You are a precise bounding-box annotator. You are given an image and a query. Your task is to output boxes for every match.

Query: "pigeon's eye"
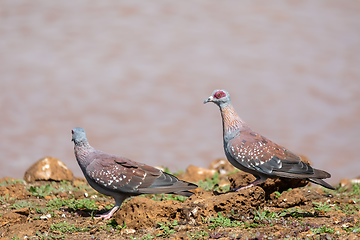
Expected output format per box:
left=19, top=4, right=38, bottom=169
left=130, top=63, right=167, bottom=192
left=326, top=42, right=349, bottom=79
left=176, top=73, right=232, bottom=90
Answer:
left=214, top=91, right=225, bottom=99
left=72, top=130, right=74, bottom=134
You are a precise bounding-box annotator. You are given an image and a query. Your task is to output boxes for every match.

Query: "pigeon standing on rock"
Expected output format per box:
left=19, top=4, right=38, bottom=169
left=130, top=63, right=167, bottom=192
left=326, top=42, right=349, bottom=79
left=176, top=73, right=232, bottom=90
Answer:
left=72, top=127, right=197, bottom=219
left=204, top=89, right=335, bottom=191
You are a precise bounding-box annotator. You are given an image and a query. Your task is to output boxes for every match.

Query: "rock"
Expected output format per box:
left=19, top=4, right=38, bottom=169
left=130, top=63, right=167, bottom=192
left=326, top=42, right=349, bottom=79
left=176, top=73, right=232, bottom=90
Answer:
left=114, top=187, right=265, bottom=229
left=114, top=197, right=183, bottom=229
left=339, top=178, right=360, bottom=188
left=181, top=165, right=216, bottom=183
left=208, top=158, right=235, bottom=188
left=270, top=188, right=307, bottom=208
left=23, top=156, right=74, bottom=183
left=188, top=187, right=265, bottom=220
left=209, top=158, right=235, bottom=175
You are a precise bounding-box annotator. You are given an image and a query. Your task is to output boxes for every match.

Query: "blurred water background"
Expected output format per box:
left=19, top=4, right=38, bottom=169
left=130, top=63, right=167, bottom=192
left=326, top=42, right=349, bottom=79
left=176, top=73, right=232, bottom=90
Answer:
left=1, top=1, right=359, bottom=184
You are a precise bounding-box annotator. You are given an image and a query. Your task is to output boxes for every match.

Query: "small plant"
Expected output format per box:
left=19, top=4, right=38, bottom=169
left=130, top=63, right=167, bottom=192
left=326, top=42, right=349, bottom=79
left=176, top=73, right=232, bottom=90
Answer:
left=11, top=235, right=21, bottom=240
left=106, top=219, right=126, bottom=231
left=252, top=208, right=285, bottom=223
left=156, top=220, right=178, bottom=238
left=0, top=194, right=15, bottom=205
left=68, top=198, right=98, bottom=211
left=313, top=201, right=333, bottom=212
left=311, top=225, right=335, bottom=234
left=187, top=230, right=209, bottom=239
left=273, top=191, right=282, bottom=199
left=197, top=172, right=230, bottom=192
left=50, top=221, right=89, bottom=233
left=335, top=201, right=360, bottom=215
left=207, top=212, right=243, bottom=229
left=47, top=197, right=99, bottom=211
left=36, top=230, right=65, bottom=239
left=335, top=183, right=360, bottom=196
left=10, top=200, right=38, bottom=209
left=151, top=193, right=186, bottom=202
left=0, top=179, right=24, bottom=187
left=28, top=184, right=55, bottom=198
left=130, top=234, right=154, bottom=240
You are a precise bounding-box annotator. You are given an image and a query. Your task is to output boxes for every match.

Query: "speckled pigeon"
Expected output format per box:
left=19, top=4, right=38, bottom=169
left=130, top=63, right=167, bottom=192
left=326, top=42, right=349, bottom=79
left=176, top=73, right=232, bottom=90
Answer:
left=204, top=89, right=335, bottom=191
left=72, top=127, right=197, bottom=219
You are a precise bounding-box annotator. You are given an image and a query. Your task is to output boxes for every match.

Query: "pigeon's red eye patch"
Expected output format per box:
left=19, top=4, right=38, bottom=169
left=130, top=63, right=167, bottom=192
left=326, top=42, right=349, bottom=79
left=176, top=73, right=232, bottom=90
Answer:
left=214, top=91, right=226, bottom=99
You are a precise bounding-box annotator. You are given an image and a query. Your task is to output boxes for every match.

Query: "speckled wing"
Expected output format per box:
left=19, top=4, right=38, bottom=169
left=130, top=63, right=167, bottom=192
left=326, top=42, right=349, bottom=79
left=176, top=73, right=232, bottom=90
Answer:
left=226, top=129, right=322, bottom=178
left=86, top=152, right=196, bottom=195
left=85, top=152, right=163, bottom=194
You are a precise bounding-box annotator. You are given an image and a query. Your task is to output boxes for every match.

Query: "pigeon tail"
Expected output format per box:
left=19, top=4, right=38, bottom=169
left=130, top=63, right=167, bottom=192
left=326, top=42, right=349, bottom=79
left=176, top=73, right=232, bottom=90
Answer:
left=172, top=190, right=195, bottom=197
left=138, top=180, right=197, bottom=195
left=307, top=178, right=335, bottom=190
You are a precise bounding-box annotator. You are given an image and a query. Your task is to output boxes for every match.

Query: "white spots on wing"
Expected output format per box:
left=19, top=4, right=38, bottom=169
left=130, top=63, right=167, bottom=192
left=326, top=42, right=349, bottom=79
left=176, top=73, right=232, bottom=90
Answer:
left=131, top=172, right=147, bottom=190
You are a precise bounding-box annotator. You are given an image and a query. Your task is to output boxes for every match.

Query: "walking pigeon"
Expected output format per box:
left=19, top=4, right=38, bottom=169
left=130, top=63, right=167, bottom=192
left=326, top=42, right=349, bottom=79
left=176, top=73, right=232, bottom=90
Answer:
left=204, top=89, right=335, bottom=191
left=72, top=127, right=197, bottom=219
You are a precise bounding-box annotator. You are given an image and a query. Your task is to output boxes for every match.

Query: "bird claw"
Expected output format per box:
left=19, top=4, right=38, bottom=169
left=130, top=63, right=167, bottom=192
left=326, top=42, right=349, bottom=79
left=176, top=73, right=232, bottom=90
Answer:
left=230, top=187, right=243, bottom=192
left=94, top=213, right=113, bottom=220
left=93, top=206, right=119, bottom=220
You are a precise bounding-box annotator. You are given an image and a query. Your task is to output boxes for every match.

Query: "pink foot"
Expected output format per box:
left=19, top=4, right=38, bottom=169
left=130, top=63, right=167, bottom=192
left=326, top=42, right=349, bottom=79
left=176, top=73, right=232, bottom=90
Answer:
left=94, top=206, right=119, bottom=220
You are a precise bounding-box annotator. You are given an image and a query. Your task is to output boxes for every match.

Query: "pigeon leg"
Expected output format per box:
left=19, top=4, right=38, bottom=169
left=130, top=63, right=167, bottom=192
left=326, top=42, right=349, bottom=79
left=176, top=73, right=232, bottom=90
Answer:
left=94, top=195, right=126, bottom=220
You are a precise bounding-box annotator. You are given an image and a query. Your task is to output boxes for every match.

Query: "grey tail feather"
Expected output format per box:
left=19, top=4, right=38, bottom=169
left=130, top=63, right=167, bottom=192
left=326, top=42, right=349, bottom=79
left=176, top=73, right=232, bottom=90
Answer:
left=138, top=182, right=198, bottom=195
left=172, top=190, right=195, bottom=197
left=307, top=178, right=335, bottom=190
left=312, top=168, right=331, bottom=179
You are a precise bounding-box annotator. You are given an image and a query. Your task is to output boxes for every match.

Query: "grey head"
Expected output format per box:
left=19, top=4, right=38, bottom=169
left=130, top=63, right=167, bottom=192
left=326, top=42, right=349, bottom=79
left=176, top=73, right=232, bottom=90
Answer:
left=71, top=127, right=88, bottom=144
left=203, top=89, right=231, bottom=107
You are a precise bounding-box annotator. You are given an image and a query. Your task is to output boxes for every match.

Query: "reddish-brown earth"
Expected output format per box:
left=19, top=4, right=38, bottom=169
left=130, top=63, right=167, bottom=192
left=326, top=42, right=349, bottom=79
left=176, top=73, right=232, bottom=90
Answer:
left=1, top=171, right=359, bottom=239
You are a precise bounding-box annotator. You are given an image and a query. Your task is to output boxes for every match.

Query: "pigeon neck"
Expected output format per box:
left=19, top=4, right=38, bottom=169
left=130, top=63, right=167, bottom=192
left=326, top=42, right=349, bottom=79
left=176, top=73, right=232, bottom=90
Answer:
left=74, top=141, right=93, bottom=167
left=75, top=140, right=90, bottom=148
left=220, top=103, right=246, bottom=135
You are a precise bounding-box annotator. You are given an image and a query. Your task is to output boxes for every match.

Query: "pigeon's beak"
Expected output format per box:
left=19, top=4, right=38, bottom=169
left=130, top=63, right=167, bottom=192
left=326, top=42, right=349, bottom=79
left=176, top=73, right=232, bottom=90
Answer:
left=203, top=96, right=213, bottom=104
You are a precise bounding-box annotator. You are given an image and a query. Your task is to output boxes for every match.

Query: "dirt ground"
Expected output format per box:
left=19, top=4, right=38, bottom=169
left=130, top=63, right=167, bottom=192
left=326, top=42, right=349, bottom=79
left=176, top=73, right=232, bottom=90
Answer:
left=0, top=174, right=359, bottom=240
